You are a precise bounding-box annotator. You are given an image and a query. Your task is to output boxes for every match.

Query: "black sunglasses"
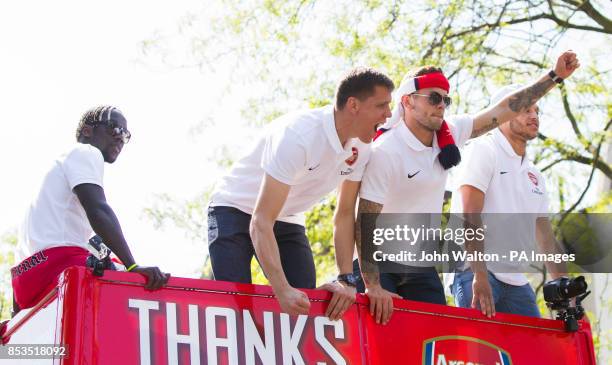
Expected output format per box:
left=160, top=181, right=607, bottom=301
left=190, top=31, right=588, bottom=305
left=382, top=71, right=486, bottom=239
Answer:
left=92, top=120, right=131, bottom=143
left=412, top=92, right=452, bottom=107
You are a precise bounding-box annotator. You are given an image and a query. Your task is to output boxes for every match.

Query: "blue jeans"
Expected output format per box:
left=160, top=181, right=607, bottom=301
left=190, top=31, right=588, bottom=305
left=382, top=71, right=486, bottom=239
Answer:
left=208, top=206, right=316, bottom=289
left=452, top=270, right=540, bottom=317
left=353, top=260, right=446, bottom=305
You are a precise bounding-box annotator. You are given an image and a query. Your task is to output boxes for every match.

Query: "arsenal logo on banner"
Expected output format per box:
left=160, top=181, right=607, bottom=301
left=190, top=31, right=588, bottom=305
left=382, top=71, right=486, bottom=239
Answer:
left=345, top=147, right=358, bottom=166
left=422, top=336, right=512, bottom=365
left=528, top=172, right=539, bottom=186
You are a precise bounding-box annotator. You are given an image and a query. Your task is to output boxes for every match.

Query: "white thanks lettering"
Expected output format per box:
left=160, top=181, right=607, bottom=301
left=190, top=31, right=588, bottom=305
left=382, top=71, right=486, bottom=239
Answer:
left=128, top=299, right=346, bottom=365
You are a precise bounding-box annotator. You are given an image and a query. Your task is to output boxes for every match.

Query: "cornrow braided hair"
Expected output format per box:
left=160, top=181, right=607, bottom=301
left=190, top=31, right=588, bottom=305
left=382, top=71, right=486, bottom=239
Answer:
left=76, top=105, right=124, bottom=141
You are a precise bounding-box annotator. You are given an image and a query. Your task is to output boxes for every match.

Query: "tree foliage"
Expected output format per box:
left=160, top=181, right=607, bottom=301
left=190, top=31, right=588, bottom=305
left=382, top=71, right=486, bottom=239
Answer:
left=144, top=0, right=610, bottom=281
left=142, top=2, right=611, bottom=354
left=0, top=231, right=17, bottom=320
left=143, top=5, right=611, bottom=357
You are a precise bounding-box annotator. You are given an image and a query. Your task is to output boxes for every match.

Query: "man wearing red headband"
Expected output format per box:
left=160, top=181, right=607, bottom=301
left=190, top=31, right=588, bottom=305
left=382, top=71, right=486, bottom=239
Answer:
left=354, top=51, right=580, bottom=325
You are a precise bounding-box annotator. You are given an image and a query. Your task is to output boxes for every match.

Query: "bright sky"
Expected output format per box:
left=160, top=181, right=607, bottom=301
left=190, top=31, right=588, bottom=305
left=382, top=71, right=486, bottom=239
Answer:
left=0, top=0, right=241, bottom=277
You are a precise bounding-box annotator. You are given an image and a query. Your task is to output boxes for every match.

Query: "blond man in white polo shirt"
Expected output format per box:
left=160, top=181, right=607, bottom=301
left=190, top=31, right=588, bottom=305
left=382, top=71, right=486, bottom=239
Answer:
left=450, top=85, right=569, bottom=318
left=209, top=68, right=394, bottom=318
left=355, top=51, right=579, bottom=325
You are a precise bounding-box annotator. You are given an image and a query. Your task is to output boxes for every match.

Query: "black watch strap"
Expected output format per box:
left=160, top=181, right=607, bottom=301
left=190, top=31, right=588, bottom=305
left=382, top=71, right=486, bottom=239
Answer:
left=337, top=273, right=358, bottom=287
left=548, top=70, right=564, bottom=84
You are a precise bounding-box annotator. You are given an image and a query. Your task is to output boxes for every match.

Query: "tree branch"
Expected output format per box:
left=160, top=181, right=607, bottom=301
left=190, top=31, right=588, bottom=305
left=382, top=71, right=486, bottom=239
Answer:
left=559, top=138, right=604, bottom=221
left=423, top=7, right=608, bottom=64
left=381, top=0, right=401, bottom=33
left=559, top=118, right=610, bottom=220
left=540, top=158, right=566, bottom=172
left=538, top=131, right=612, bottom=180
left=560, top=0, right=612, bottom=32
left=484, top=47, right=547, bottom=70
left=443, top=13, right=550, bottom=44
left=558, top=83, right=587, bottom=148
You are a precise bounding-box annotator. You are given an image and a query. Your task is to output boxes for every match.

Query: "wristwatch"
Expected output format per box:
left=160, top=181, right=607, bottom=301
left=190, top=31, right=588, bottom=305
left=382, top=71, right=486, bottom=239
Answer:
left=548, top=70, right=564, bottom=84
left=336, top=273, right=359, bottom=287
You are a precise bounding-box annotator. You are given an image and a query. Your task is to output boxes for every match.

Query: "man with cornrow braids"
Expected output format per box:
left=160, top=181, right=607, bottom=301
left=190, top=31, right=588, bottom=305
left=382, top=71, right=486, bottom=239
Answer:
left=11, top=106, right=168, bottom=314
left=354, top=51, right=579, bottom=325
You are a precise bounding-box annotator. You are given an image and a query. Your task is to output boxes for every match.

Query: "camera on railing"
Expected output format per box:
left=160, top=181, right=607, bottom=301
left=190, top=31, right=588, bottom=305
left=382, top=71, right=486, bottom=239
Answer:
left=544, top=276, right=590, bottom=332
left=86, top=235, right=117, bottom=276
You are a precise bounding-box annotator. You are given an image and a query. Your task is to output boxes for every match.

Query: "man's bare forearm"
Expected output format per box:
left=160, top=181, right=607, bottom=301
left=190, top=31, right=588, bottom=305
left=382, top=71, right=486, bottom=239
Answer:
left=471, top=75, right=556, bottom=138
left=536, top=218, right=568, bottom=279
left=355, top=198, right=384, bottom=287
left=470, top=117, right=499, bottom=139
left=87, top=203, right=136, bottom=267
left=250, top=216, right=290, bottom=291
left=463, top=212, right=487, bottom=274
left=334, top=211, right=357, bottom=274
left=507, top=76, right=555, bottom=113
left=545, top=259, right=568, bottom=280
left=541, top=236, right=568, bottom=279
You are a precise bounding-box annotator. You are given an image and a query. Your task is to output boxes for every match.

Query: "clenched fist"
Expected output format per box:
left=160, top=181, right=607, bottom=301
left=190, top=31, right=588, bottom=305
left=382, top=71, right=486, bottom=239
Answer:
left=554, top=50, right=580, bottom=80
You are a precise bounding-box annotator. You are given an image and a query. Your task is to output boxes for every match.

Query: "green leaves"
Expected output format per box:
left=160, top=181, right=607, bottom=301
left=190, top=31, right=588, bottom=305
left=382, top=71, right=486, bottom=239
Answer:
left=0, top=231, right=17, bottom=320
left=305, top=196, right=337, bottom=283
left=140, top=1, right=611, bottom=333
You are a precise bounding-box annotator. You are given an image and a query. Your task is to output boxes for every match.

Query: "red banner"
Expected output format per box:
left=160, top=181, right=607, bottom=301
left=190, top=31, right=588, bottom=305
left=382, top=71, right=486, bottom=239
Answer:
left=13, top=267, right=590, bottom=365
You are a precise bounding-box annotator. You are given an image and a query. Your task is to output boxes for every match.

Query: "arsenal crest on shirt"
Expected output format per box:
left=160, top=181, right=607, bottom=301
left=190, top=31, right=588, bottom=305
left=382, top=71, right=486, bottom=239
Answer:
left=527, top=172, right=538, bottom=186
left=345, top=147, right=359, bottom=166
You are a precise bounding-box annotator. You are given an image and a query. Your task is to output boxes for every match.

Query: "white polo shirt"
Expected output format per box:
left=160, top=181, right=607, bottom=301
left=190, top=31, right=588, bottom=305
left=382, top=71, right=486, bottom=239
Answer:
left=18, top=144, right=104, bottom=261
left=211, top=106, right=370, bottom=225
left=360, top=114, right=473, bottom=213
left=359, top=115, right=473, bottom=267
left=450, top=128, right=549, bottom=285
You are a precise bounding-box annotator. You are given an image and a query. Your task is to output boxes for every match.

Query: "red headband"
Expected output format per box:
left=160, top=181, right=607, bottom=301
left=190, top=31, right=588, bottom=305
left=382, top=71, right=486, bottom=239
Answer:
left=414, top=73, right=456, bottom=167
left=374, top=71, right=459, bottom=169
left=413, top=72, right=450, bottom=93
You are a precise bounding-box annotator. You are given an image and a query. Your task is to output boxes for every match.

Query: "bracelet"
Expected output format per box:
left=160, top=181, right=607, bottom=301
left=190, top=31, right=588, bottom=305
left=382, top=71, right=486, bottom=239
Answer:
left=126, top=263, right=138, bottom=272
left=548, top=70, right=564, bottom=84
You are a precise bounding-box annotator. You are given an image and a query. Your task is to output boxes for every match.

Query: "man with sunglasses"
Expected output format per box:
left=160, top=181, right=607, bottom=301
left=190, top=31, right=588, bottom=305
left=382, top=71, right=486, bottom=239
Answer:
left=354, top=51, right=579, bottom=325
left=11, top=105, right=168, bottom=314
left=449, top=85, right=569, bottom=318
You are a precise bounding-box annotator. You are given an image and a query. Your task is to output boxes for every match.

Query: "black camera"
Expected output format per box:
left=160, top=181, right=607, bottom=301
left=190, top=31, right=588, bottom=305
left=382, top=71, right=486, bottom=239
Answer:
left=543, top=276, right=590, bottom=332
left=86, top=235, right=116, bottom=276
left=544, top=276, right=588, bottom=302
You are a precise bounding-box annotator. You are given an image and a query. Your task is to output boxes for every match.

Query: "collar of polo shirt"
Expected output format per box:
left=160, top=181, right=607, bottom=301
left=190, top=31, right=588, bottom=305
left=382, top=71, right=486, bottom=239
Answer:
left=324, top=106, right=359, bottom=159
left=494, top=128, right=522, bottom=159
left=324, top=107, right=346, bottom=154
left=396, top=118, right=441, bottom=155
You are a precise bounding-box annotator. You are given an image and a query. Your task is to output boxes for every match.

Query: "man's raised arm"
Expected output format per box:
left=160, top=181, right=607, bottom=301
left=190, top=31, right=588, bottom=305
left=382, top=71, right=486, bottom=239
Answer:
left=471, top=50, right=580, bottom=138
